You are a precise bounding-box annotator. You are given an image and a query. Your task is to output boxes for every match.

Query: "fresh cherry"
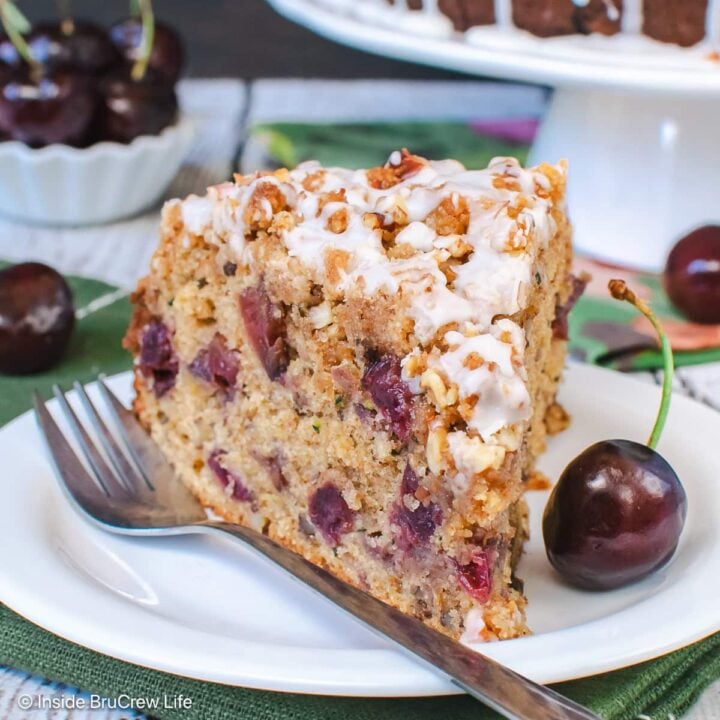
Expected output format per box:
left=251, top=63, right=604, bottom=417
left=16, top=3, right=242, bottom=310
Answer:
left=98, top=65, right=177, bottom=143
left=0, top=262, right=75, bottom=375
left=0, top=70, right=95, bottom=147
left=543, top=440, right=686, bottom=590
left=664, top=225, right=720, bottom=325
left=28, top=20, right=120, bottom=76
left=0, top=33, right=20, bottom=69
left=109, top=18, right=184, bottom=84
left=543, top=280, right=687, bottom=590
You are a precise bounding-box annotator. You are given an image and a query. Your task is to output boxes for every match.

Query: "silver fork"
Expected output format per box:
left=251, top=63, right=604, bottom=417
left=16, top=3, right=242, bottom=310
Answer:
left=33, top=379, right=600, bottom=720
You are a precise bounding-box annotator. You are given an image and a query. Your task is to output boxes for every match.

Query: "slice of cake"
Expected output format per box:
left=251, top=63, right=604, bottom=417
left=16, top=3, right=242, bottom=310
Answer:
left=124, top=151, right=574, bottom=641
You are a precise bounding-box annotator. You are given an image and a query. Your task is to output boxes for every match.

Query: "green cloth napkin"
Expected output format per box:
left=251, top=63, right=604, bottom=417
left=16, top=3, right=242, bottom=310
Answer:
left=0, top=268, right=719, bottom=719
left=1, top=604, right=718, bottom=720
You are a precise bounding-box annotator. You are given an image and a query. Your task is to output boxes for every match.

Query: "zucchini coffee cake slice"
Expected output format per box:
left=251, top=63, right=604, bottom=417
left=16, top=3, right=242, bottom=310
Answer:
left=125, top=150, right=574, bottom=641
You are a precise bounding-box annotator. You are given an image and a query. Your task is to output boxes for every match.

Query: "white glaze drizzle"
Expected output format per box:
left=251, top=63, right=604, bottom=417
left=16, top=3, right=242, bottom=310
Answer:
left=494, top=0, right=513, bottom=28
left=432, top=320, right=530, bottom=443
left=621, top=0, right=643, bottom=34
left=706, top=0, right=720, bottom=45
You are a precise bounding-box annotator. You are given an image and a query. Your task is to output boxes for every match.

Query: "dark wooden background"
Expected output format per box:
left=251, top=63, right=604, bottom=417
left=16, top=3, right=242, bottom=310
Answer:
left=28, top=0, right=464, bottom=79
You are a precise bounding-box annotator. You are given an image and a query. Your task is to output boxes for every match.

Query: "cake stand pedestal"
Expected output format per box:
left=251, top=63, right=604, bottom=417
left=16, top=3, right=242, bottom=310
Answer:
left=267, top=0, right=720, bottom=271
left=529, top=88, right=720, bottom=270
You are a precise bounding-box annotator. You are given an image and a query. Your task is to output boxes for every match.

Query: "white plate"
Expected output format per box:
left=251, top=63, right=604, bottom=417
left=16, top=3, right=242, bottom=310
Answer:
left=267, top=0, right=720, bottom=95
left=0, top=365, right=718, bottom=696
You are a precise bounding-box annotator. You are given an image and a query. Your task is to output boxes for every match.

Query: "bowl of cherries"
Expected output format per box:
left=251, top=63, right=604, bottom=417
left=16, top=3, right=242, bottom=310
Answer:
left=0, top=0, right=193, bottom=226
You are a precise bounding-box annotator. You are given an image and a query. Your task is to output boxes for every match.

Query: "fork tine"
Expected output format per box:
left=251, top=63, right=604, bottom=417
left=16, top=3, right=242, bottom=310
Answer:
left=96, top=377, right=209, bottom=524
left=33, top=393, right=111, bottom=515
left=73, top=381, right=149, bottom=495
left=96, top=376, right=158, bottom=491
left=52, top=384, right=129, bottom=498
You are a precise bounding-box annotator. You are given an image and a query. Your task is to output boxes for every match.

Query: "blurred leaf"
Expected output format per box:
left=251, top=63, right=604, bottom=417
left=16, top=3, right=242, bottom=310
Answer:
left=252, top=122, right=529, bottom=170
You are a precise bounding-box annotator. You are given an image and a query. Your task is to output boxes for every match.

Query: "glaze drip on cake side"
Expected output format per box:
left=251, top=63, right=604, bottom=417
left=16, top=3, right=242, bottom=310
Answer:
left=178, top=151, right=563, bottom=483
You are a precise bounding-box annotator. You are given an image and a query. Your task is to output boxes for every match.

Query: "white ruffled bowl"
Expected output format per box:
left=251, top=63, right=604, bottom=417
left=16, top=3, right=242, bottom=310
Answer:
left=0, top=115, right=194, bottom=226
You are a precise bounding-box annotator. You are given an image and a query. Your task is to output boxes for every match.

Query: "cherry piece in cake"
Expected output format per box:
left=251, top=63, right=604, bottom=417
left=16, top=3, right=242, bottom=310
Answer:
left=457, top=550, right=493, bottom=603
left=362, top=353, right=415, bottom=442
left=308, top=483, right=354, bottom=546
left=207, top=449, right=254, bottom=503
left=393, top=464, right=441, bottom=550
left=239, top=286, right=289, bottom=381
left=0, top=262, right=75, bottom=375
left=189, top=333, right=240, bottom=398
left=138, top=319, right=179, bottom=397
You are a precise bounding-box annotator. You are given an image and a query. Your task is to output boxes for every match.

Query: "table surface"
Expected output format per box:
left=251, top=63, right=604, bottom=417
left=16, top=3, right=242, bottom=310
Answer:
left=0, top=78, right=717, bottom=720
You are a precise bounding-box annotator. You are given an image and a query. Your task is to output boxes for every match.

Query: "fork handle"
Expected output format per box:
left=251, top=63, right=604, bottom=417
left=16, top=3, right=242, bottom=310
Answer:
left=203, top=521, right=598, bottom=720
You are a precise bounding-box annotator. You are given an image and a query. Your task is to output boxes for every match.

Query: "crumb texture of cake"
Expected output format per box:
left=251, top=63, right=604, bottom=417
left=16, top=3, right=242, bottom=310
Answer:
left=125, top=150, right=574, bottom=642
left=346, top=0, right=716, bottom=47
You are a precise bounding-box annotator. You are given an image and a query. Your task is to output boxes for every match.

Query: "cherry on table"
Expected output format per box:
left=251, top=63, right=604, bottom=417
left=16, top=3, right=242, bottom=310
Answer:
left=0, top=262, right=75, bottom=375
left=109, top=18, right=184, bottom=83
left=98, top=65, right=178, bottom=143
left=0, top=70, right=95, bottom=147
left=664, top=225, right=720, bottom=325
left=543, top=280, right=687, bottom=591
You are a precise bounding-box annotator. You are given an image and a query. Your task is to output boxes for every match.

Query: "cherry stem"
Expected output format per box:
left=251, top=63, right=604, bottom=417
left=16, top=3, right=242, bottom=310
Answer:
left=131, top=0, right=154, bottom=82
left=609, top=279, right=674, bottom=450
left=0, top=0, right=40, bottom=78
left=58, top=0, right=74, bottom=35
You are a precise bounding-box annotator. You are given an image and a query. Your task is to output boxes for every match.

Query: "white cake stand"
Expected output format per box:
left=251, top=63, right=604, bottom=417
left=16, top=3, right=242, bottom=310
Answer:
left=267, top=0, right=720, bottom=271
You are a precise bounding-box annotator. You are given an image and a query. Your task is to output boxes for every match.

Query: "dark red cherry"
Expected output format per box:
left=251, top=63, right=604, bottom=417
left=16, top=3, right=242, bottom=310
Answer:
left=308, top=483, right=354, bottom=546
left=207, top=449, right=254, bottom=504
left=544, top=280, right=687, bottom=591
left=392, top=463, right=441, bottom=550
left=109, top=18, right=184, bottom=83
left=0, top=70, right=95, bottom=147
left=239, top=285, right=289, bottom=381
left=361, top=353, right=415, bottom=442
left=543, top=440, right=687, bottom=590
left=0, top=262, right=75, bottom=375
left=664, top=226, right=720, bottom=324
left=98, top=65, right=177, bottom=143
left=189, top=333, right=240, bottom=398
left=138, top=319, right=178, bottom=397
left=456, top=549, right=493, bottom=603
left=28, top=21, right=120, bottom=76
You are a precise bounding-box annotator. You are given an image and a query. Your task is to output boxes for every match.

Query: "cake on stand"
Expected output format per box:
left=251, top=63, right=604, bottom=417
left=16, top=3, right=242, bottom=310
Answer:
left=266, top=0, right=720, bottom=271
